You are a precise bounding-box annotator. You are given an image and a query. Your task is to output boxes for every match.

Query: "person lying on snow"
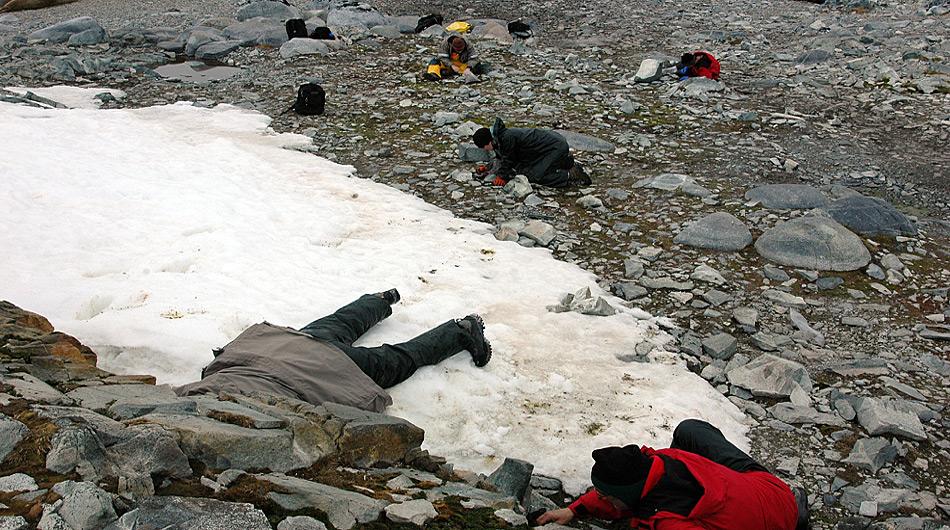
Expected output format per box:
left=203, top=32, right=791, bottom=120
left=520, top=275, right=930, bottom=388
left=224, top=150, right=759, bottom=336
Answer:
left=676, top=51, right=721, bottom=81
left=424, top=35, right=485, bottom=83
left=472, top=117, right=592, bottom=188
left=176, top=289, right=492, bottom=413
left=537, top=419, right=810, bottom=530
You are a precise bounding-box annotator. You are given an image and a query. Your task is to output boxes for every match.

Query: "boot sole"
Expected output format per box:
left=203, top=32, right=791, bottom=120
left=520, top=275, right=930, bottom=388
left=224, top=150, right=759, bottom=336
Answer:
left=466, top=314, right=492, bottom=367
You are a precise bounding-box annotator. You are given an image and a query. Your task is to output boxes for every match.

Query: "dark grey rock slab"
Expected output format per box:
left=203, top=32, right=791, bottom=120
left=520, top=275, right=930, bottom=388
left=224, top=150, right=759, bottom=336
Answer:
left=745, top=184, right=828, bottom=209
left=855, top=397, right=927, bottom=441
left=488, top=457, right=533, bottom=506
left=552, top=130, right=615, bottom=152
left=755, top=216, right=871, bottom=271
left=223, top=18, right=287, bottom=47
left=258, top=473, right=387, bottom=530
left=702, top=333, right=737, bottom=360
left=823, top=196, right=917, bottom=237
left=195, top=40, right=244, bottom=60
left=103, top=496, right=270, bottom=530
left=843, top=437, right=897, bottom=473
left=326, top=5, right=387, bottom=28
left=48, top=480, right=117, bottom=530
left=674, top=212, right=752, bottom=251
left=727, top=354, right=812, bottom=398
left=0, top=414, right=27, bottom=464
left=28, top=16, right=105, bottom=44
left=237, top=1, right=299, bottom=21
left=135, top=413, right=303, bottom=471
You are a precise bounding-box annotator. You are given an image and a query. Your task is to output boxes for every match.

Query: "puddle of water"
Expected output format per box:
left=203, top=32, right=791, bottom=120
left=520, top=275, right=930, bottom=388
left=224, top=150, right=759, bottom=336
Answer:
left=154, top=61, right=242, bottom=84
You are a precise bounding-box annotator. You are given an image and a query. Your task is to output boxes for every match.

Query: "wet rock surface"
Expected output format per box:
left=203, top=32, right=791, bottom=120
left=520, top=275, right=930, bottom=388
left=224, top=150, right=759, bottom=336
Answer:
left=1, top=0, right=949, bottom=527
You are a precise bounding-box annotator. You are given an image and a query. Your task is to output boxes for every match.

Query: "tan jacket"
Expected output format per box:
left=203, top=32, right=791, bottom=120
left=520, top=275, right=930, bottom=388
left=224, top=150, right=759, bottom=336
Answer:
left=176, top=323, right=392, bottom=412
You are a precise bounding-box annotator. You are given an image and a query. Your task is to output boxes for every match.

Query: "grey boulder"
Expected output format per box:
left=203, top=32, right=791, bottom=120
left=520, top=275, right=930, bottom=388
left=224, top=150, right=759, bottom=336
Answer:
left=674, top=212, right=752, bottom=251
left=326, top=5, right=387, bottom=28
left=104, top=496, right=270, bottom=530
left=822, top=195, right=917, bottom=237
left=0, top=414, right=28, bottom=464
left=634, top=173, right=695, bottom=191
left=67, top=27, right=108, bottom=46
left=280, top=38, right=330, bottom=58
left=854, top=397, right=927, bottom=441
left=755, top=216, right=870, bottom=271
left=843, top=437, right=898, bottom=473
left=488, top=457, right=534, bottom=506
left=633, top=58, right=664, bottom=83
left=224, top=18, right=287, bottom=47
left=745, top=184, right=828, bottom=209
left=28, top=16, right=105, bottom=44
left=727, top=354, right=813, bottom=399
left=237, top=1, right=299, bottom=21
left=46, top=481, right=117, bottom=530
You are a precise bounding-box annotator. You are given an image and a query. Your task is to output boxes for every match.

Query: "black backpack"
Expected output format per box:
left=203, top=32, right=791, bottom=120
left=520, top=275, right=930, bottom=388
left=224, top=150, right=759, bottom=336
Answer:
left=507, top=20, right=532, bottom=38
left=414, top=13, right=443, bottom=33
left=292, top=83, right=325, bottom=116
left=285, top=18, right=308, bottom=39
left=310, top=26, right=336, bottom=40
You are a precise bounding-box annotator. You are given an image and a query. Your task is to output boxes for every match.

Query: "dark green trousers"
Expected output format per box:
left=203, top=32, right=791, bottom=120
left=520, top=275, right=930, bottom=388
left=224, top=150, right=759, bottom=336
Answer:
left=299, top=295, right=470, bottom=388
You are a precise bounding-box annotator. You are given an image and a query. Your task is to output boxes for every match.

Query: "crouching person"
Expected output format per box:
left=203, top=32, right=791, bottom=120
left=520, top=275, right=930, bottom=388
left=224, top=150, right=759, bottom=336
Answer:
left=424, top=35, right=485, bottom=83
left=176, top=289, right=492, bottom=412
left=537, top=419, right=809, bottom=530
left=472, top=117, right=591, bottom=188
left=676, top=50, right=721, bottom=80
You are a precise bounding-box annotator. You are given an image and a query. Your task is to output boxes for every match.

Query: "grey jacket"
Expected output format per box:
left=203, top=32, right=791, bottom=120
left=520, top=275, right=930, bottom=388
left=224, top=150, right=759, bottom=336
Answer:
left=176, top=323, right=392, bottom=413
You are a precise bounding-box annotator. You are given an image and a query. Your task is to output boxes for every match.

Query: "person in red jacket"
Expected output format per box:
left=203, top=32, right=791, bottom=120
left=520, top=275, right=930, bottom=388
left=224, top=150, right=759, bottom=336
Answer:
left=537, top=419, right=808, bottom=530
left=676, top=51, right=721, bottom=81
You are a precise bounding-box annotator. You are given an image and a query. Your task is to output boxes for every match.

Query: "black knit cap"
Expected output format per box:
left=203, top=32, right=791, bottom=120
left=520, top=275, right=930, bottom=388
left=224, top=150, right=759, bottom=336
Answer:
left=472, top=127, right=492, bottom=148
left=590, top=445, right=654, bottom=507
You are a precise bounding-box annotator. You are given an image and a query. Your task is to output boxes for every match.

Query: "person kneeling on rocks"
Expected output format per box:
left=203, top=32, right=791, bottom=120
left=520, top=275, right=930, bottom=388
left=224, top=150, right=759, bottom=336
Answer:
left=472, top=117, right=591, bottom=188
left=424, top=35, right=485, bottom=83
left=537, top=419, right=809, bottom=530
left=176, top=289, right=491, bottom=413
left=676, top=50, right=721, bottom=81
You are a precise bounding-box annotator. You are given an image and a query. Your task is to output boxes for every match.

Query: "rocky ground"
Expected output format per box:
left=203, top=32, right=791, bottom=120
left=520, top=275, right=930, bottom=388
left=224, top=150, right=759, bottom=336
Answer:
left=0, top=0, right=948, bottom=528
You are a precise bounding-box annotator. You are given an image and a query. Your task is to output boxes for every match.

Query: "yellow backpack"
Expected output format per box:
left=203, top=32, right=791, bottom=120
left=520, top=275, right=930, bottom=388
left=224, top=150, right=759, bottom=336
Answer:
left=445, top=21, right=472, bottom=33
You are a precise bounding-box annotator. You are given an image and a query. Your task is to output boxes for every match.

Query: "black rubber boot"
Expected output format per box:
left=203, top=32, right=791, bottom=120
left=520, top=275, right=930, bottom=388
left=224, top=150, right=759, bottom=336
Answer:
left=373, top=288, right=400, bottom=305
left=458, top=314, right=492, bottom=367
left=792, top=486, right=811, bottom=530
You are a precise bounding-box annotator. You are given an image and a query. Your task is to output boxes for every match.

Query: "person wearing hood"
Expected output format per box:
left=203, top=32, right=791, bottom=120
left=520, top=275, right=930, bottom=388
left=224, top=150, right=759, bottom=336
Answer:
left=472, top=118, right=591, bottom=188
left=676, top=51, right=721, bottom=81
left=176, top=289, right=492, bottom=413
left=536, top=419, right=808, bottom=530
left=424, top=35, right=484, bottom=82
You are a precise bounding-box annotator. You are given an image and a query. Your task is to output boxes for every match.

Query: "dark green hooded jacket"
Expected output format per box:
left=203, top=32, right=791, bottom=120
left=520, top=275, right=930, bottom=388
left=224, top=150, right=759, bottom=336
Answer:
left=490, top=118, right=573, bottom=188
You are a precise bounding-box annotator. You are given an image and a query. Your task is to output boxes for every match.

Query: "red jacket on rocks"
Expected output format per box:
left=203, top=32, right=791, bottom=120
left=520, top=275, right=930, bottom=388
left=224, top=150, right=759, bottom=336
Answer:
left=691, top=51, right=721, bottom=80
left=568, top=446, right=798, bottom=530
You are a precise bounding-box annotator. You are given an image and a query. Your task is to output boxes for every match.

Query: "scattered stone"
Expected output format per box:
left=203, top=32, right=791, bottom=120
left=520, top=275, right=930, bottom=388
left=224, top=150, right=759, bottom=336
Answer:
left=0, top=474, right=38, bottom=493
left=519, top=220, right=556, bottom=246
left=488, top=457, right=534, bottom=505
left=385, top=499, right=438, bottom=526
left=702, top=333, right=737, bottom=360
left=841, top=316, right=869, bottom=327
left=278, top=516, right=327, bottom=530
left=28, top=17, right=105, bottom=44
left=47, top=481, right=117, bottom=530
left=732, top=307, right=758, bottom=330
left=0, top=415, right=27, bottom=464
left=690, top=264, right=726, bottom=285
left=674, top=212, right=753, bottom=251
left=280, top=38, right=330, bottom=58
left=854, top=397, right=927, bottom=440
left=843, top=438, right=898, bottom=473
left=755, top=216, right=871, bottom=271
left=634, top=173, right=695, bottom=191
left=762, top=289, right=807, bottom=308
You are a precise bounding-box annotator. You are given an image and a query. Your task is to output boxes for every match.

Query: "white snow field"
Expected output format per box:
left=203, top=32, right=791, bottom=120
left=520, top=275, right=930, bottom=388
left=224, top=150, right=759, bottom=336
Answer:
left=0, top=87, right=748, bottom=493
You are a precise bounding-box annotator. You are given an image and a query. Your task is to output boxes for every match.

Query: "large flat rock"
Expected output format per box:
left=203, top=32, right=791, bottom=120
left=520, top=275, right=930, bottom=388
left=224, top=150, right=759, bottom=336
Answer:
left=822, top=195, right=917, bottom=237
left=136, top=413, right=303, bottom=471
left=257, top=473, right=387, bottom=530
left=552, top=130, right=615, bottom=152
left=104, top=496, right=270, bottom=530
left=727, top=354, right=813, bottom=399
left=745, top=184, right=828, bottom=209
left=754, top=216, right=871, bottom=271
left=674, top=212, right=752, bottom=251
